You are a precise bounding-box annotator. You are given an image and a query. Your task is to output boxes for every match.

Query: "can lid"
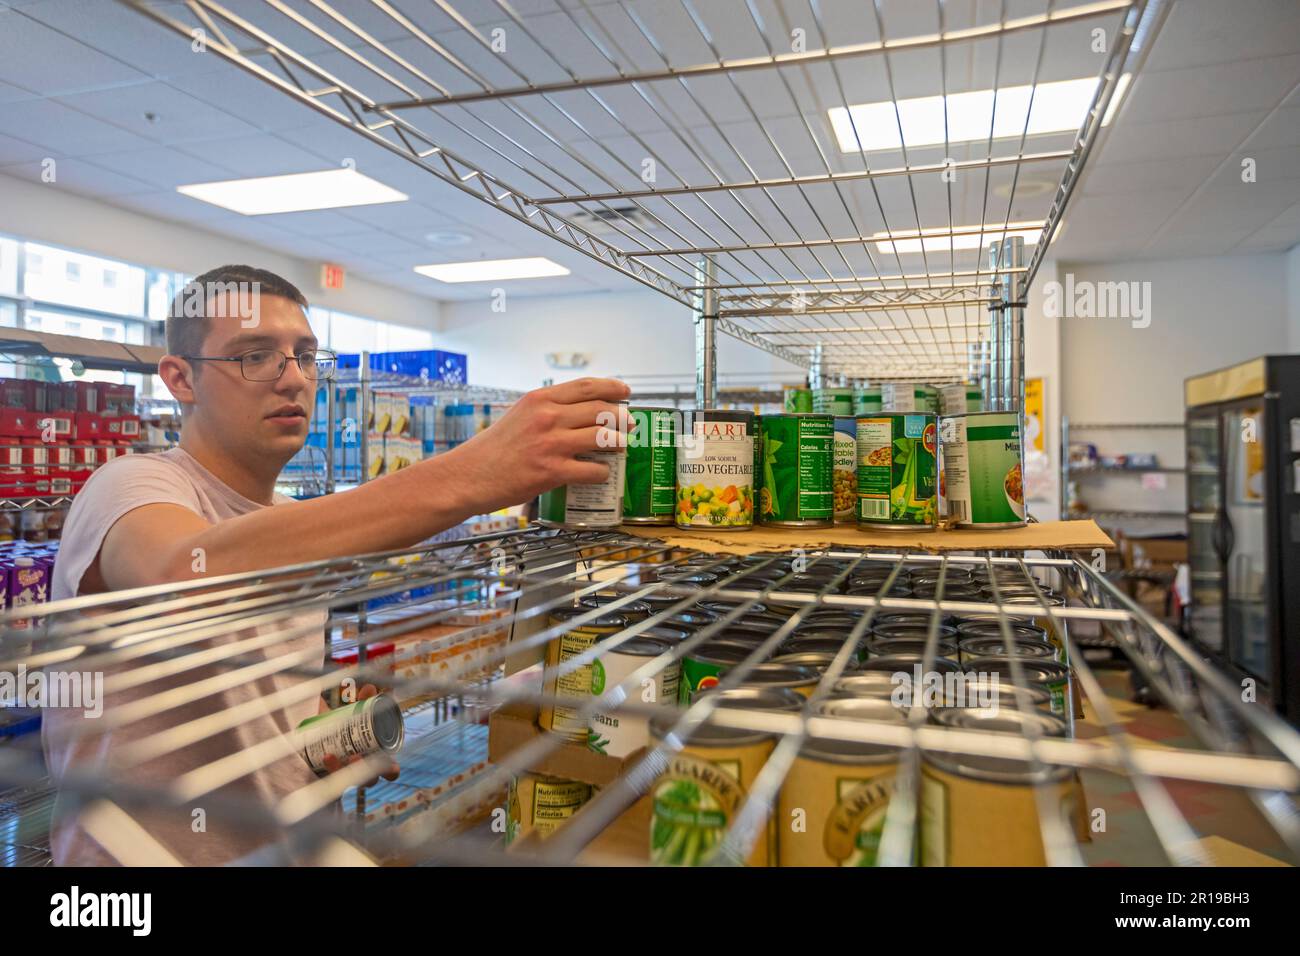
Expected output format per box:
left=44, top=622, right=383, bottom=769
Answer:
left=699, top=600, right=769, bottom=616
left=926, top=708, right=1070, bottom=783
left=652, top=685, right=801, bottom=745
left=858, top=653, right=961, bottom=676
left=963, top=656, right=1069, bottom=683
left=955, top=620, right=1047, bottom=639
left=782, top=636, right=860, bottom=657
left=369, top=694, right=405, bottom=752
left=549, top=606, right=627, bottom=629
left=958, top=636, right=1055, bottom=659
left=605, top=637, right=670, bottom=658
left=864, top=636, right=959, bottom=658
left=804, top=697, right=909, bottom=762
left=869, top=622, right=958, bottom=640
left=640, top=626, right=692, bottom=643
left=933, top=675, right=1052, bottom=709
left=684, top=408, right=754, bottom=424
left=769, top=651, right=842, bottom=670
left=685, top=641, right=753, bottom=666
left=723, top=662, right=819, bottom=688
left=661, top=609, right=720, bottom=629
left=579, top=596, right=650, bottom=615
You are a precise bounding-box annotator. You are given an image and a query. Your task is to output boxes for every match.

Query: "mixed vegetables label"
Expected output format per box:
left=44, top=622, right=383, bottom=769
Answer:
left=675, top=424, right=754, bottom=528
left=940, top=413, right=1025, bottom=525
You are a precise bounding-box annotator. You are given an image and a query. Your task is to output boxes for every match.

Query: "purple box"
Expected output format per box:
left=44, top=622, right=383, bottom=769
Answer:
left=9, top=557, right=48, bottom=611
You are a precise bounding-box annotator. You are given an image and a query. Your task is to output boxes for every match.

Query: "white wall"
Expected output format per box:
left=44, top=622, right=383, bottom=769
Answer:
left=1057, top=253, right=1291, bottom=535
left=1025, top=259, right=1063, bottom=519
left=1287, top=244, right=1300, bottom=353
left=438, top=289, right=807, bottom=392
left=0, top=172, right=439, bottom=334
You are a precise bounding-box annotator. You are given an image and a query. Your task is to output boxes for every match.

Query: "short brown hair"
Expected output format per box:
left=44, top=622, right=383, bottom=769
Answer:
left=166, top=265, right=309, bottom=356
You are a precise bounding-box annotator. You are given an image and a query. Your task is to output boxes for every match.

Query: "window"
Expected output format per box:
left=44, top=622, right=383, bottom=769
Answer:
left=65, top=261, right=81, bottom=282
left=103, top=269, right=117, bottom=289
left=24, top=241, right=146, bottom=317
left=0, top=238, right=17, bottom=295
left=309, top=305, right=436, bottom=353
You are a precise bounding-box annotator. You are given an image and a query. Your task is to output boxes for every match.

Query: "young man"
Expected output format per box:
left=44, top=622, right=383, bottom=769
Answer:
left=42, top=265, right=629, bottom=865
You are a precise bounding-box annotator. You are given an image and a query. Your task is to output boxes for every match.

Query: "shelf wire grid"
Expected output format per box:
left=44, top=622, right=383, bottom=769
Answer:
left=117, top=0, right=1146, bottom=381
left=1, top=524, right=1297, bottom=866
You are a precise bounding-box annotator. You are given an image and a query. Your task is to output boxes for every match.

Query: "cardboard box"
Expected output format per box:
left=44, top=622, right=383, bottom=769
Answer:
left=487, top=699, right=646, bottom=788
left=0, top=408, right=41, bottom=438
left=71, top=412, right=103, bottom=440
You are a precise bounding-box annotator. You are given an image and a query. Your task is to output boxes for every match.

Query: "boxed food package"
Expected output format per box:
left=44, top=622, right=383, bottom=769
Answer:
left=366, top=431, right=385, bottom=479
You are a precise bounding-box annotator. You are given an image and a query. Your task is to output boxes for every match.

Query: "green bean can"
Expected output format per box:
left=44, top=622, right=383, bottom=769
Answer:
left=758, top=413, right=834, bottom=527
left=622, top=406, right=677, bottom=524
left=856, top=414, right=938, bottom=531
left=783, top=385, right=813, bottom=413
left=939, top=411, right=1026, bottom=528
left=852, top=387, right=882, bottom=416
left=813, top=387, right=855, bottom=416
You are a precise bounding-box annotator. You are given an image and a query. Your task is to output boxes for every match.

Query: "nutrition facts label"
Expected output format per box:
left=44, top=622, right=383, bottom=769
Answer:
left=567, top=449, right=625, bottom=519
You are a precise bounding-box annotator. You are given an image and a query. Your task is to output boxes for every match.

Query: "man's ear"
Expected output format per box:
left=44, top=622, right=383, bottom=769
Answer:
left=158, top=355, right=196, bottom=404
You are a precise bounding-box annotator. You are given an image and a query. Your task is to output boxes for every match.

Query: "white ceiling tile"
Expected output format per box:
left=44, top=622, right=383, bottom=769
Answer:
left=53, top=81, right=263, bottom=146
left=0, top=156, right=155, bottom=196
left=1242, top=106, right=1300, bottom=150
left=1095, top=111, right=1268, bottom=164
left=1156, top=178, right=1300, bottom=239
left=164, top=67, right=327, bottom=134
left=88, top=145, right=237, bottom=189
left=173, top=133, right=334, bottom=178
left=0, top=131, right=48, bottom=165
left=0, top=97, right=153, bottom=156
left=0, top=6, right=148, bottom=95
left=1120, top=55, right=1300, bottom=125
left=1085, top=155, right=1223, bottom=197
left=1233, top=228, right=1299, bottom=253
left=1142, top=0, right=1300, bottom=73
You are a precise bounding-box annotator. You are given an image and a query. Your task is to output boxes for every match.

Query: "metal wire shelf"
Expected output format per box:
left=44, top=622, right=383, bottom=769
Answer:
left=2, top=524, right=1296, bottom=867
left=117, top=0, right=1150, bottom=382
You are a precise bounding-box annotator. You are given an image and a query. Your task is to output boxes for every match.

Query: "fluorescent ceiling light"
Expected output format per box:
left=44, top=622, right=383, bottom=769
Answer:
left=871, top=222, right=1042, bottom=254
left=177, top=169, right=407, bottom=215
left=829, top=76, right=1125, bottom=153
left=414, top=257, right=570, bottom=283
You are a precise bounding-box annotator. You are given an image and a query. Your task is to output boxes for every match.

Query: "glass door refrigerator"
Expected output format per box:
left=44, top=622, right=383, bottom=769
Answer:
left=1185, top=356, right=1300, bottom=725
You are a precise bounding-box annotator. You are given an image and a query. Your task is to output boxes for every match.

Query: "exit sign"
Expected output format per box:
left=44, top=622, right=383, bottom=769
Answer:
left=320, top=263, right=345, bottom=290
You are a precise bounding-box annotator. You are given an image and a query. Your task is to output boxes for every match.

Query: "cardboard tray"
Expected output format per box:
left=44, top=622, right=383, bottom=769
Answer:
left=487, top=700, right=644, bottom=788
left=614, top=518, right=1113, bottom=555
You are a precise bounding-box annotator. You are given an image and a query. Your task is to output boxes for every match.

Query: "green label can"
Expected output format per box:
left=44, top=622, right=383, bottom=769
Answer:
left=783, top=386, right=813, bottom=413
left=833, top=417, right=857, bottom=523
left=882, top=384, right=938, bottom=414
left=940, top=411, right=1026, bottom=528
left=856, top=414, right=938, bottom=530
left=852, top=387, right=882, bottom=416
left=676, top=409, right=755, bottom=530
left=813, top=387, right=855, bottom=416
left=623, top=407, right=677, bottom=524
left=939, top=383, right=983, bottom=416
left=759, top=413, right=833, bottom=527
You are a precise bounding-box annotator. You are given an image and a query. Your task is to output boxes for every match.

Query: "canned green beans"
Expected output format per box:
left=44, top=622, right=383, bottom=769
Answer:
left=679, top=640, right=753, bottom=704
left=758, top=413, right=834, bottom=527
left=856, top=413, right=938, bottom=530
left=589, top=636, right=678, bottom=757
left=538, top=405, right=629, bottom=528
left=813, top=387, right=855, bottom=416
left=939, top=410, right=1026, bottom=528
left=622, top=406, right=677, bottom=524
left=676, top=409, right=755, bottom=530
left=297, top=694, right=404, bottom=775
left=783, top=385, right=813, bottom=412
left=852, top=387, right=882, bottom=416
left=540, top=609, right=627, bottom=740
left=964, top=656, right=1070, bottom=716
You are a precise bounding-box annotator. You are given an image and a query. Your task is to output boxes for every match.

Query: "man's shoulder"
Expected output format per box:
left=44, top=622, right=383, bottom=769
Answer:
left=79, top=449, right=191, bottom=490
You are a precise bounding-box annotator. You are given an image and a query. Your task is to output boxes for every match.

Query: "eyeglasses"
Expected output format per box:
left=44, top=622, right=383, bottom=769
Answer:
left=184, top=348, right=338, bottom=382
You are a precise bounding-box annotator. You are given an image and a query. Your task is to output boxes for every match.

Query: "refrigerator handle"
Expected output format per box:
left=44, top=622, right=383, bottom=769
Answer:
left=1212, top=509, right=1233, bottom=563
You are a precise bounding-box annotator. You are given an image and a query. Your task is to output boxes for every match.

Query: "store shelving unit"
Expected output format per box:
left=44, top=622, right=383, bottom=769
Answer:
left=3, top=0, right=1283, bottom=867
left=1060, top=419, right=1187, bottom=531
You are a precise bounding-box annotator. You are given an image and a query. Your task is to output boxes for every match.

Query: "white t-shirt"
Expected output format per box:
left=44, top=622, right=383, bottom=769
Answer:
left=42, top=447, right=327, bottom=866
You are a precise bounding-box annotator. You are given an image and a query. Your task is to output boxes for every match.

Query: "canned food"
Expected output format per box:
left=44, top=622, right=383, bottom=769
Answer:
left=641, top=626, right=692, bottom=645
left=649, top=687, right=801, bottom=866
left=578, top=595, right=652, bottom=622
left=297, top=694, right=404, bottom=775
left=796, top=613, right=863, bottom=631
left=938, top=383, right=984, bottom=416
left=881, top=383, right=938, bottom=413
left=920, top=708, right=1074, bottom=866
left=929, top=675, right=1052, bottom=714
left=964, top=656, right=1070, bottom=716
left=812, top=387, right=855, bottom=416
left=779, top=696, right=908, bottom=866
left=939, top=410, right=1026, bottom=529
left=770, top=650, right=849, bottom=672
left=858, top=653, right=961, bottom=681
left=538, top=408, right=628, bottom=528
left=676, top=409, right=755, bottom=530
left=958, top=635, right=1056, bottom=665
left=656, top=569, right=720, bottom=585
left=722, top=661, right=820, bottom=697
left=831, top=672, right=906, bottom=700
left=679, top=640, right=754, bottom=704
left=783, top=385, right=813, bottom=413
left=832, top=417, right=858, bottom=523
left=539, top=609, right=627, bottom=739
left=506, top=773, right=592, bottom=846
left=660, top=609, right=720, bottom=631
left=717, top=623, right=783, bottom=646
left=781, top=636, right=864, bottom=661
left=873, top=611, right=954, bottom=628
left=856, top=414, right=938, bottom=530
left=589, top=637, right=678, bottom=757
left=623, top=406, right=677, bottom=524
left=863, top=636, right=959, bottom=661
left=955, top=620, right=1048, bottom=642
left=758, top=414, right=834, bottom=527
left=699, top=600, right=769, bottom=616
left=852, top=387, right=882, bottom=416
left=870, top=622, right=959, bottom=642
